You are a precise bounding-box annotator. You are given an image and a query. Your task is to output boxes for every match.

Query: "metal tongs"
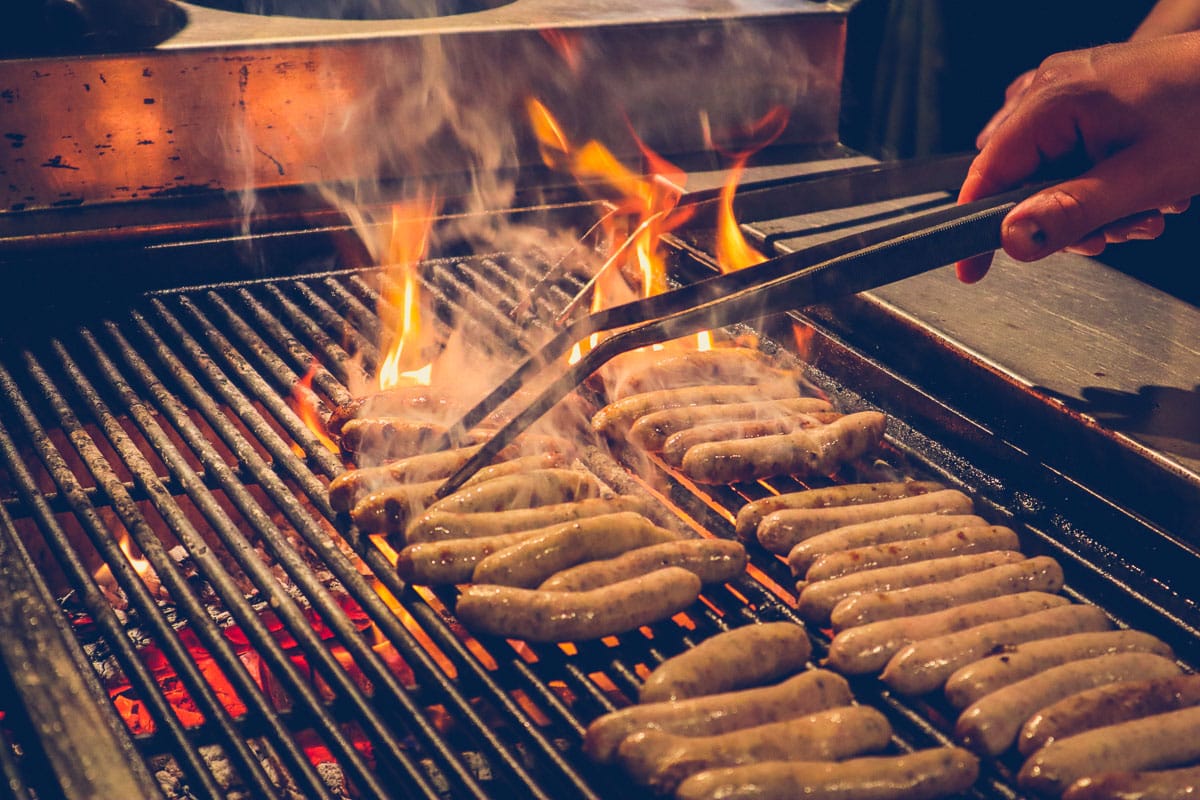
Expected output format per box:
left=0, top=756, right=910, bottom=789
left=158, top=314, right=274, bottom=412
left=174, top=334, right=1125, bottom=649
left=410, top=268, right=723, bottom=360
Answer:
left=430, top=153, right=1046, bottom=497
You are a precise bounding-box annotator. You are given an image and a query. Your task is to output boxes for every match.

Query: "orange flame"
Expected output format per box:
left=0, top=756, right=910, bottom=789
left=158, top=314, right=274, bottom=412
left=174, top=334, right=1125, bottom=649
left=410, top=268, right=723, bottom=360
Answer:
left=712, top=106, right=790, bottom=273
left=378, top=198, right=436, bottom=391
left=539, top=28, right=584, bottom=73
left=289, top=360, right=340, bottom=455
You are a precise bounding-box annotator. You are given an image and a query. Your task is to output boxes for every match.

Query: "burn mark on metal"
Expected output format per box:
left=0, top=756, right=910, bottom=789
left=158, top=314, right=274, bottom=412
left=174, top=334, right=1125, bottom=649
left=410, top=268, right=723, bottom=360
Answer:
left=5, top=133, right=24, bottom=148
left=40, top=156, right=79, bottom=171
left=256, top=147, right=285, bottom=176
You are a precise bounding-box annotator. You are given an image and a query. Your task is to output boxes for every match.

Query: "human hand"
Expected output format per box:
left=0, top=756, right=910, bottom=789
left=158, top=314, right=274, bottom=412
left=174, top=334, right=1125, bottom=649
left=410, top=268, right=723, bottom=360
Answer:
left=956, top=33, right=1200, bottom=282
left=976, top=69, right=1036, bottom=150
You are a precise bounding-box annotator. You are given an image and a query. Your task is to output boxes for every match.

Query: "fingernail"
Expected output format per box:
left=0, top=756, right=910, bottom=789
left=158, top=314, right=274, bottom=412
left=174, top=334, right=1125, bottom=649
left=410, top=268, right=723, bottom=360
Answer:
left=1005, top=218, right=1048, bottom=260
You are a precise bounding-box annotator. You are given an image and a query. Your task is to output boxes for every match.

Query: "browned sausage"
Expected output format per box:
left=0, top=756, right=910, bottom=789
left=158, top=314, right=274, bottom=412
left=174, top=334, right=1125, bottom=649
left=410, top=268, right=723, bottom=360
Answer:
left=797, top=551, right=1026, bottom=625
left=735, top=482, right=947, bottom=541
left=338, top=418, right=448, bottom=460
left=955, top=652, right=1182, bottom=756
left=661, top=412, right=843, bottom=466
left=329, top=444, right=484, bottom=512
left=639, top=621, right=812, bottom=703
left=880, top=604, right=1114, bottom=696
left=396, top=527, right=556, bottom=585
left=539, top=539, right=746, bottom=591
left=617, top=705, right=892, bottom=793
left=629, top=397, right=836, bottom=452
left=328, top=385, right=462, bottom=435
left=673, top=747, right=981, bottom=800
left=825, top=591, right=1070, bottom=675
left=1019, top=674, right=1200, bottom=756
left=605, top=348, right=801, bottom=400
left=786, top=514, right=986, bottom=575
left=424, top=468, right=601, bottom=515
left=454, top=567, right=701, bottom=642
left=943, top=630, right=1175, bottom=710
left=1019, top=706, right=1200, bottom=797
left=592, top=382, right=803, bottom=437
left=803, top=525, right=1022, bottom=582
left=348, top=454, right=568, bottom=534
left=404, top=496, right=650, bottom=543
left=758, top=489, right=975, bottom=555
left=830, top=556, right=1065, bottom=631
left=680, top=411, right=888, bottom=486
left=583, top=669, right=853, bottom=763
left=1063, top=765, right=1200, bottom=800
left=470, top=512, right=679, bottom=588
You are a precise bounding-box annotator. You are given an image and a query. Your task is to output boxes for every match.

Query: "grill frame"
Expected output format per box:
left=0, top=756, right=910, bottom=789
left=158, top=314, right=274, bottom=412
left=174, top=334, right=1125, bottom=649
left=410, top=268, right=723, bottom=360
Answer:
left=0, top=221, right=1196, bottom=800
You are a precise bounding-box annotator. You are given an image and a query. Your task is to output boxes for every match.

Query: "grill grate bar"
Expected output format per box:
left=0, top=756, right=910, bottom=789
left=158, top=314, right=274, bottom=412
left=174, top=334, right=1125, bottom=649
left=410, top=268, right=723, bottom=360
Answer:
left=33, top=340, right=359, bottom=800
left=318, top=275, right=385, bottom=359
left=184, top=293, right=345, bottom=481
left=0, top=418, right=225, bottom=800
left=261, top=284, right=371, bottom=394
left=0, top=356, right=299, bottom=800
left=288, top=280, right=380, bottom=376
left=79, top=325, right=445, bottom=800
left=125, top=303, right=499, bottom=799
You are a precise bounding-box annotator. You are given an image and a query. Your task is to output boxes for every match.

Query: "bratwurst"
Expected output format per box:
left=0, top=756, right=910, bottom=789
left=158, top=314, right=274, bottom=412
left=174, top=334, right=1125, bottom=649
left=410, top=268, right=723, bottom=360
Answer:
left=680, top=411, right=887, bottom=485
left=639, top=621, right=812, bottom=703
left=629, top=397, right=836, bottom=452
left=539, top=539, right=746, bottom=591
left=734, top=481, right=946, bottom=541
left=673, top=747, right=980, bottom=800
left=786, top=513, right=986, bottom=576
left=454, top=567, right=701, bottom=642
left=583, top=669, right=853, bottom=763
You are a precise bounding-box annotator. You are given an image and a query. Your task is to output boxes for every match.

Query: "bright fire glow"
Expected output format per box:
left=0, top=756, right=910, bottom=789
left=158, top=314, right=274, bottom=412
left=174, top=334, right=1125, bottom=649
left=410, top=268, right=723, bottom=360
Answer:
left=289, top=359, right=341, bottom=455
left=713, top=106, right=790, bottom=273
left=378, top=198, right=436, bottom=391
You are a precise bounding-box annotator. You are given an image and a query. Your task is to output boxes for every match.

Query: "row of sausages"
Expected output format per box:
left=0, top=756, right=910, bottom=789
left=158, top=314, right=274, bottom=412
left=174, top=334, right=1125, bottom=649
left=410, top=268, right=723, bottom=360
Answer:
left=736, top=481, right=1200, bottom=798
left=583, top=622, right=978, bottom=799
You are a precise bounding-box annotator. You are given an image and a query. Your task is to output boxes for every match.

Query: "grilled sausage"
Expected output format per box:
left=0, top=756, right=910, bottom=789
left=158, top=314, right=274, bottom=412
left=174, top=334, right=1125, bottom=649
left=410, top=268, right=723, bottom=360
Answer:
left=454, top=567, right=701, bottom=642
left=617, top=705, right=892, bottom=793
left=757, top=489, right=974, bottom=555
left=673, top=747, right=981, bottom=800
left=680, top=410, right=887, bottom=485
left=629, top=397, right=836, bottom=452
left=1063, top=765, right=1200, bottom=800
left=328, top=386, right=462, bottom=435
left=338, top=418, right=448, bottom=460
left=786, top=514, right=986, bottom=575
left=803, top=525, right=1022, bottom=582
left=424, top=468, right=601, bottom=515
left=955, top=652, right=1182, bottom=757
left=583, top=669, right=853, bottom=763
left=404, top=496, right=650, bottom=543
left=606, top=348, right=800, bottom=400
left=470, top=512, right=679, bottom=588
left=396, top=527, right=554, bottom=585
left=734, top=482, right=947, bottom=541
left=830, top=556, right=1065, bottom=631
left=880, top=604, right=1114, bottom=697
left=825, top=591, right=1070, bottom=675
left=1019, top=674, right=1200, bottom=756
left=539, top=539, right=746, bottom=591
left=348, top=454, right=568, bottom=534
left=943, top=630, right=1175, bottom=710
left=1019, top=706, right=1200, bottom=797
left=329, top=444, right=484, bottom=512
left=592, top=382, right=803, bottom=437
left=661, top=412, right=843, bottom=466
left=639, top=621, right=812, bottom=703
left=797, top=551, right=1027, bottom=625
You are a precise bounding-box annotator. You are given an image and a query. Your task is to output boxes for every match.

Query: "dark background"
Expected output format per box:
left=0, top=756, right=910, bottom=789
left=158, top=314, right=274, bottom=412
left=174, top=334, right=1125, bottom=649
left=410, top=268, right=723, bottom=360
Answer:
left=840, top=0, right=1199, bottom=306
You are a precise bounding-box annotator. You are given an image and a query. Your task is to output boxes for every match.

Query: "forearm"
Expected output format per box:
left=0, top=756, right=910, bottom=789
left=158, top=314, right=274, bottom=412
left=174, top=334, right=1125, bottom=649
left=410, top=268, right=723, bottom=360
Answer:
left=1131, top=0, right=1200, bottom=40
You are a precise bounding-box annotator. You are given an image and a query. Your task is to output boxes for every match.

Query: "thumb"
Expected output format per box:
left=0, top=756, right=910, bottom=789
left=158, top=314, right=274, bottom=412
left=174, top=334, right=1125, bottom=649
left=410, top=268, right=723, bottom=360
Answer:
left=1000, top=149, right=1166, bottom=261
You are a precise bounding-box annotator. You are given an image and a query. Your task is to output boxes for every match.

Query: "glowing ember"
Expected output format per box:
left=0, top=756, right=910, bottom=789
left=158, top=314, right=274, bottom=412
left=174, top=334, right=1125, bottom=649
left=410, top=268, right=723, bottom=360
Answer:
left=378, top=198, right=436, bottom=392
left=289, top=359, right=341, bottom=456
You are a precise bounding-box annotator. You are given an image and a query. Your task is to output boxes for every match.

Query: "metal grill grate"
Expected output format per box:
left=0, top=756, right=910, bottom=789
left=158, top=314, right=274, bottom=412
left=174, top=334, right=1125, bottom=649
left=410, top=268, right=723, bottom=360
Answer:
left=0, top=249, right=1196, bottom=800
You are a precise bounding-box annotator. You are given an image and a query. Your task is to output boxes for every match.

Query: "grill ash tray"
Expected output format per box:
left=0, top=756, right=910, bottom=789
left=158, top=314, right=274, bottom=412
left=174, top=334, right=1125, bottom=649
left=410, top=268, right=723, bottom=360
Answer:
left=0, top=251, right=1197, bottom=800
